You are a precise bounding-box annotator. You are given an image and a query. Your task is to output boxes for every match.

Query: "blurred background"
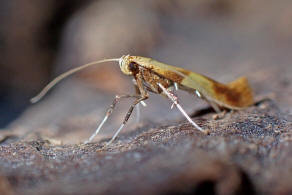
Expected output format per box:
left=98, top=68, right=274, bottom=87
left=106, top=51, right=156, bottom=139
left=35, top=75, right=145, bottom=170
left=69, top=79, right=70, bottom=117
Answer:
left=1, top=0, right=292, bottom=142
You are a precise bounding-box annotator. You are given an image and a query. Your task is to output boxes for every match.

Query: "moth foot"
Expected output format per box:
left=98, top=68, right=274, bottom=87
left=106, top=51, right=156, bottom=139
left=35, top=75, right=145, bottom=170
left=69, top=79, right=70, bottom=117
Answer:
left=203, top=129, right=211, bottom=135
left=212, top=110, right=227, bottom=120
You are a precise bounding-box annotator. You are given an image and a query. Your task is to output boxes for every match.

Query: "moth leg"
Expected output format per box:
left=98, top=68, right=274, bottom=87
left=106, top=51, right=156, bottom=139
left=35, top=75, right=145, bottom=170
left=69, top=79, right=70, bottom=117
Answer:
left=198, top=92, right=227, bottom=120
left=106, top=74, right=149, bottom=146
left=208, top=101, right=221, bottom=113
left=195, top=90, right=221, bottom=113
left=174, top=82, right=179, bottom=91
left=132, top=79, right=147, bottom=107
left=212, top=110, right=227, bottom=120
left=158, top=83, right=206, bottom=133
left=84, top=94, right=140, bottom=144
left=196, top=91, right=228, bottom=120
left=132, top=79, right=147, bottom=123
left=166, top=86, right=176, bottom=109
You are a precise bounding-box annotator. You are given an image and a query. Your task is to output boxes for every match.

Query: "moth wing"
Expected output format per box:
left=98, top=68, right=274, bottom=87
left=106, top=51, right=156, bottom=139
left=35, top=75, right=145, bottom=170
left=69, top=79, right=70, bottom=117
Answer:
left=132, top=56, right=254, bottom=109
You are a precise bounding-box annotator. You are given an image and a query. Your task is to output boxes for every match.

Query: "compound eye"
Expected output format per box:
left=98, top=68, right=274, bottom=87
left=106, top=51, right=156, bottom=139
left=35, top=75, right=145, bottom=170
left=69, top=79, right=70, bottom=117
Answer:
left=129, top=62, right=138, bottom=73
left=129, top=62, right=136, bottom=70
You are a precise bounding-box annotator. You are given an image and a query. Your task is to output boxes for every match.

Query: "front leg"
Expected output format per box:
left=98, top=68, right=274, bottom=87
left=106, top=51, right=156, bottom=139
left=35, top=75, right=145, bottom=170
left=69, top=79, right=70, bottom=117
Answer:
left=124, top=73, right=149, bottom=124
left=132, top=79, right=148, bottom=123
left=106, top=73, right=149, bottom=145
left=84, top=94, right=140, bottom=144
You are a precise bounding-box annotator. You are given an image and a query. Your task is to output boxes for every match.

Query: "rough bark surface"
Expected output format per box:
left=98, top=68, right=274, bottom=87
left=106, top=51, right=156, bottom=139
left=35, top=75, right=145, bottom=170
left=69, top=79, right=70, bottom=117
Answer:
left=0, top=99, right=292, bottom=195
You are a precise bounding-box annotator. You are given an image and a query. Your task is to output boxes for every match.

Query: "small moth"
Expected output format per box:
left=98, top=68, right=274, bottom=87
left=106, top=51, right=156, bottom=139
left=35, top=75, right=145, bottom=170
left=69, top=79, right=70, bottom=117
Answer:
left=31, top=55, right=254, bottom=145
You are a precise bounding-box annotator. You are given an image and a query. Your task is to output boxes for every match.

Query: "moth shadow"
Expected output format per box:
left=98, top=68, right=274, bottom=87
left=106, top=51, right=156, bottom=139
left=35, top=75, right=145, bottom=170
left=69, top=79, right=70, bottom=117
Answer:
left=191, top=97, right=275, bottom=118
left=190, top=107, right=216, bottom=118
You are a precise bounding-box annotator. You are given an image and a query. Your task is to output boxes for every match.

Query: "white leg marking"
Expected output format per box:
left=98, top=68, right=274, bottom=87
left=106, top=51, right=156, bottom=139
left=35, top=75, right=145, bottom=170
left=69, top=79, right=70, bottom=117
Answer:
left=174, top=82, right=179, bottom=91
left=84, top=115, right=109, bottom=144
left=106, top=123, right=125, bottom=146
left=140, top=101, right=147, bottom=107
left=158, top=83, right=204, bottom=132
left=195, top=90, right=201, bottom=98
left=171, top=103, right=175, bottom=109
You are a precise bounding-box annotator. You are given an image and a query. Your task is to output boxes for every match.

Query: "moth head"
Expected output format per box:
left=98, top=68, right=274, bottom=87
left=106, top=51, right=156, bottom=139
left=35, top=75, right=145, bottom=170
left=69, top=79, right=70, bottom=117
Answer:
left=119, top=55, right=139, bottom=75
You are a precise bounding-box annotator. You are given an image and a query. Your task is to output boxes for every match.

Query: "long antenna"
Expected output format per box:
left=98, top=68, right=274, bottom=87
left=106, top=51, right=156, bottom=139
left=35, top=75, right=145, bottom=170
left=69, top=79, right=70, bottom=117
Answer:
left=30, top=58, right=120, bottom=103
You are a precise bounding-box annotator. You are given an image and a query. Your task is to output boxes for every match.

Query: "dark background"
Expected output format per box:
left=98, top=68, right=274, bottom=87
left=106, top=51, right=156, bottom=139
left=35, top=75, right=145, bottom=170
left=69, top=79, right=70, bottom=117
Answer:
left=1, top=0, right=292, bottom=129
left=0, top=1, right=292, bottom=194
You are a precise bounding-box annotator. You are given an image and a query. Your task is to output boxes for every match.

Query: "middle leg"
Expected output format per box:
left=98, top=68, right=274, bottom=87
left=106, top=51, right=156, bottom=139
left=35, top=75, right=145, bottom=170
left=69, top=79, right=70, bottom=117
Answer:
left=158, top=83, right=206, bottom=133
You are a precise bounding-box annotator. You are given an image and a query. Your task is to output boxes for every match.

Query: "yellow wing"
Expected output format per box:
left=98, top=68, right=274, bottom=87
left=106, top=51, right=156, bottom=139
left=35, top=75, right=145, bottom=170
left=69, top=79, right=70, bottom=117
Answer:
left=130, top=56, right=254, bottom=109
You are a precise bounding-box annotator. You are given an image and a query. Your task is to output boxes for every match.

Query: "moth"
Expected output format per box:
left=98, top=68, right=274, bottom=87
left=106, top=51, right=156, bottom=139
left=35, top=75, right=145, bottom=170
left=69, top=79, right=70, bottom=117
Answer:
left=31, top=55, right=254, bottom=145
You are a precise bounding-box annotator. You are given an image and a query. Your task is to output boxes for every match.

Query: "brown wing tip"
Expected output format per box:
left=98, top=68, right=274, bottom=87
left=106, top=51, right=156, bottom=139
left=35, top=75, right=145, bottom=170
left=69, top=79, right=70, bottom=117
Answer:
left=228, top=77, right=254, bottom=107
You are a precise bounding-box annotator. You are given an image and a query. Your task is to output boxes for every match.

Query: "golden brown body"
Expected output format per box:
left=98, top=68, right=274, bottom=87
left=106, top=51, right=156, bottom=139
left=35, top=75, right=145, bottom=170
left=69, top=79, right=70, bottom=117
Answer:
left=126, top=55, right=254, bottom=110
